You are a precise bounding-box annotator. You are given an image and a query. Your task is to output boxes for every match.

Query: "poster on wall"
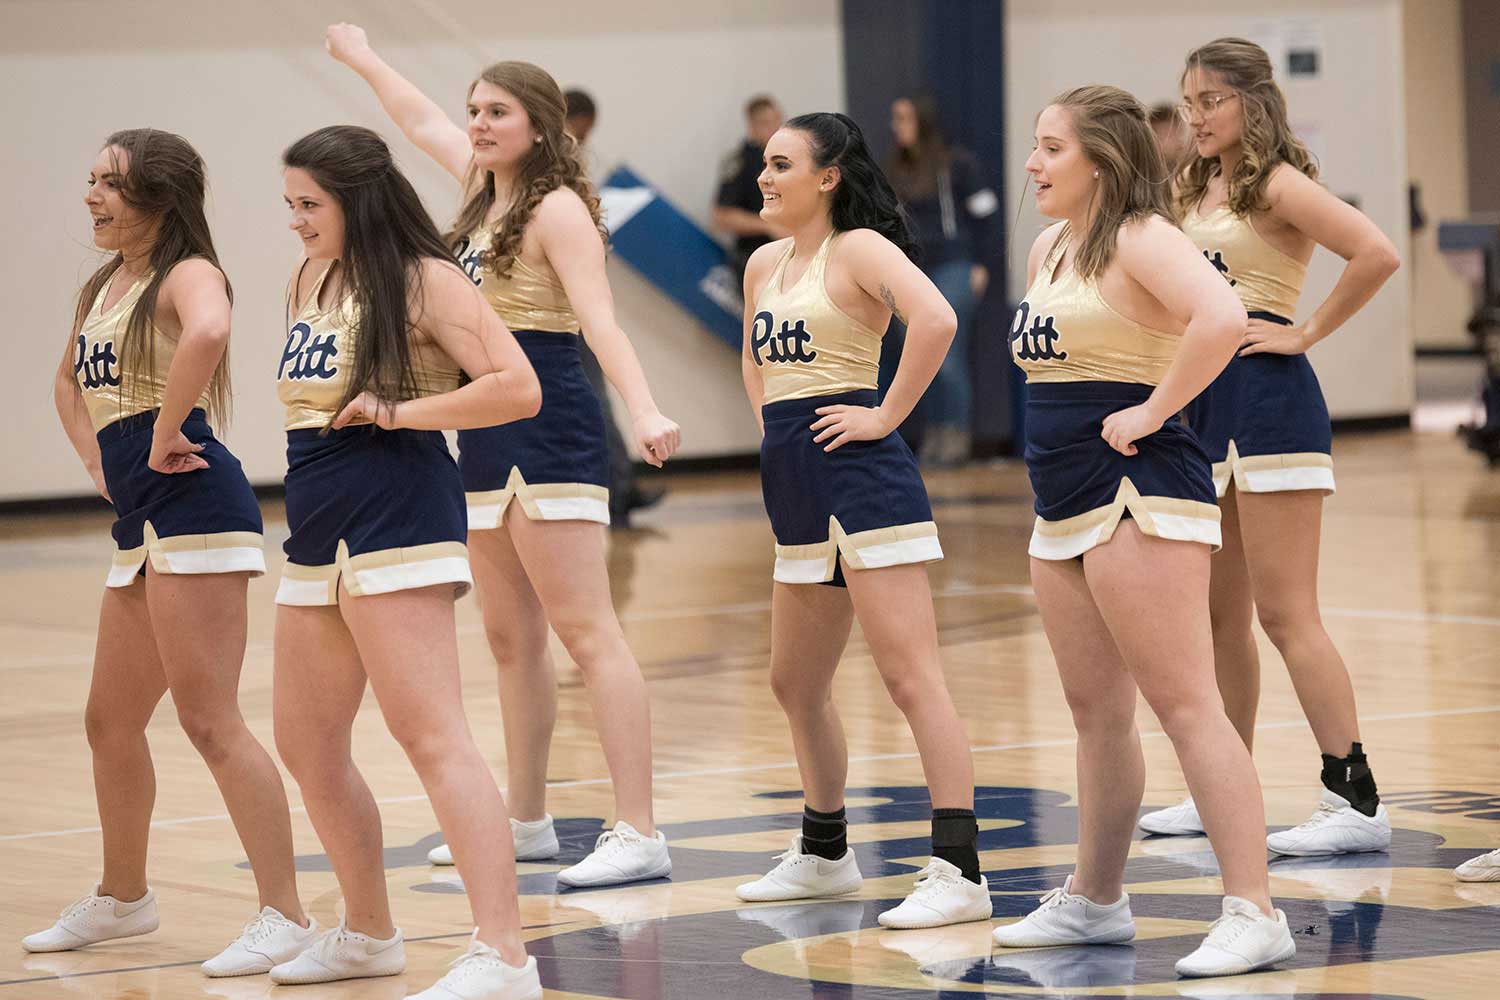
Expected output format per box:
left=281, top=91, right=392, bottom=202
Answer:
left=1246, top=17, right=1324, bottom=81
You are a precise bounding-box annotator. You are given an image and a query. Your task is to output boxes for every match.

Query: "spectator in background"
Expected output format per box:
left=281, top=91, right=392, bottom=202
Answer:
left=564, top=87, right=665, bottom=524
left=1150, top=102, right=1190, bottom=175
left=714, top=95, right=786, bottom=283
left=886, top=94, right=998, bottom=466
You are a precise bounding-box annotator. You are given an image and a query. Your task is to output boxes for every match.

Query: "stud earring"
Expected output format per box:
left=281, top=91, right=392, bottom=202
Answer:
left=1093, top=170, right=1099, bottom=178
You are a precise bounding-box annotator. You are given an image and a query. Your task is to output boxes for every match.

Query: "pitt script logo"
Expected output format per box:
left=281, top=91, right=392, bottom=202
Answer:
left=1009, top=300, right=1067, bottom=362
left=454, top=236, right=485, bottom=287
left=75, top=334, right=121, bottom=390
left=751, top=310, right=818, bottom=366
left=279, top=322, right=339, bottom=381
left=1204, top=249, right=1237, bottom=286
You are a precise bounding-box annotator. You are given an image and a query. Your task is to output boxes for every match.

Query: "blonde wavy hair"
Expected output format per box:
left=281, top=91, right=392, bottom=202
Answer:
left=445, top=61, right=607, bottom=277
left=1176, top=38, right=1319, bottom=217
left=1043, top=85, right=1173, bottom=281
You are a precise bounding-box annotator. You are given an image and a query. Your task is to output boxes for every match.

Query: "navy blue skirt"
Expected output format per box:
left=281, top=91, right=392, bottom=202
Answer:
left=760, top=389, right=942, bottom=585
left=458, top=330, right=611, bottom=527
left=1024, top=382, right=1220, bottom=560
left=278, top=425, right=471, bottom=606
left=1182, top=311, right=1335, bottom=495
left=97, top=408, right=264, bottom=587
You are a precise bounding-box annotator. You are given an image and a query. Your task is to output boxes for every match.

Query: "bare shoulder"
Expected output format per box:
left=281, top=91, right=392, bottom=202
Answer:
left=535, top=185, right=591, bottom=222
left=160, top=256, right=227, bottom=297
left=418, top=255, right=473, bottom=294
left=744, top=237, right=791, bottom=295
left=1026, top=221, right=1068, bottom=282
left=1116, top=212, right=1179, bottom=249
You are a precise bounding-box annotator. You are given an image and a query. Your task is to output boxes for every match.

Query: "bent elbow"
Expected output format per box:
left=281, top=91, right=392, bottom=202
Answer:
left=516, top=374, right=543, bottom=419
left=1375, top=243, right=1402, bottom=279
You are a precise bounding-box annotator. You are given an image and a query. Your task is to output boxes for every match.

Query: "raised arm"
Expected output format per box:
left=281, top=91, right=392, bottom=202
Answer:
left=53, top=318, right=109, bottom=501
left=536, top=189, right=682, bottom=466
left=325, top=23, right=472, bottom=182
left=1105, top=215, right=1247, bottom=455
left=149, top=258, right=233, bottom=474
left=336, top=260, right=540, bottom=431
left=1244, top=164, right=1401, bottom=356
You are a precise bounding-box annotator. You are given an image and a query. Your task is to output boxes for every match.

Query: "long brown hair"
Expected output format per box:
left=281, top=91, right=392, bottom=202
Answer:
left=444, top=61, right=607, bottom=278
left=886, top=94, right=950, bottom=201
left=1176, top=37, right=1319, bottom=217
left=72, top=129, right=233, bottom=424
left=284, top=126, right=461, bottom=427
left=1044, top=85, right=1173, bottom=280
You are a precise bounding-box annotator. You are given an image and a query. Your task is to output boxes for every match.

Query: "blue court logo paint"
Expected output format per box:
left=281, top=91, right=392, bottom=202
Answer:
left=750, top=310, right=818, bottom=366
left=278, top=322, right=339, bottom=381
left=1009, top=301, right=1067, bottom=362
left=74, top=333, right=120, bottom=390
left=268, top=785, right=1493, bottom=1000
left=1203, top=248, right=1238, bottom=286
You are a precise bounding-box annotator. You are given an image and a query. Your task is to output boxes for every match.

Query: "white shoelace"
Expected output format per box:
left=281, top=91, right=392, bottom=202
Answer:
left=1031, top=886, right=1071, bottom=913
left=1292, top=801, right=1345, bottom=830
left=438, top=940, right=507, bottom=985
left=908, top=863, right=961, bottom=901
left=589, top=827, right=644, bottom=860
left=1202, top=910, right=1255, bottom=949
left=310, top=925, right=356, bottom=963
left=237, top=911, right=285, bottom=947
left=57, top=894, right=99, bottom=923
left=771, top=838, right=806, bottom=867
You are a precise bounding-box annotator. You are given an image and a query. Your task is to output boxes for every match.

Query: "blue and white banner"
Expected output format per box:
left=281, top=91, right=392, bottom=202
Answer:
left=600, top=166, right=743, bottom=350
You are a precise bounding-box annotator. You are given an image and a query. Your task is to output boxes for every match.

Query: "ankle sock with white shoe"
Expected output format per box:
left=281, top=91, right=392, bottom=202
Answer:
left=736, top=836, right=863, bottom=902
left=877, top=857, right=992, bottom=929
left=1175, top=895, right=1296, bottom=978
left=21, top=885, right=159, bottom=953
left=201, top=907, right=319, bottom=978
left=268, top=922, right=406, bottom=984
left=428, top=814, right=561, bottom=867
left=556, top=821, right=671, bottom=889
left=992, top=875, right=1134, bottom=948
left=408, top=931, right=542, bottom=1000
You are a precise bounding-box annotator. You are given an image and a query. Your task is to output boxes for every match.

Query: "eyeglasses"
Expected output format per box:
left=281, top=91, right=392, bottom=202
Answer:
left=1177, top=92, right=1238, bottom=121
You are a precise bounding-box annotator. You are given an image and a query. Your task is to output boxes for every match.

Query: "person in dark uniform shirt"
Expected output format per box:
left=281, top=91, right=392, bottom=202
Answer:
left=714, top=95, right=786, bottom=284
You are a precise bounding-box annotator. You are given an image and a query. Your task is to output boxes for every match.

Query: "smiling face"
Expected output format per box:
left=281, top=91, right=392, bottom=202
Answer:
left=84, top=146, right=155, bottom=253
left=466, top=79, right=539, bottom=172
left=758, top=127, right=837, bottom=230
left=1181, top=66, right=1243, bottom=160
left=283, top=167, right=344, bottom=260
left=1024, top=105, right=1096, bottom=220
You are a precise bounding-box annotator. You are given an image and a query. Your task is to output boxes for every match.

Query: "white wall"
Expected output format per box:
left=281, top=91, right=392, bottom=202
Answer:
left=1006, top=0, right=1414, bottom=420
left=1402, top=0, right=1471, bottom=349
left=0, top=0, right=842, bottom=500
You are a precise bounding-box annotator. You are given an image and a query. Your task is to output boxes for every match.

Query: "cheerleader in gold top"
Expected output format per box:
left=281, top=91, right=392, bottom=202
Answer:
left=327, top=23, right=678, bottom=889
left=28, top=130, right=314, bottom=975
left=993, top=87, right=1294, bottom=978
left=733, top=113, right=989, bottom=930
left=268, top=127, right=544, bottom=999
left=1139, top=39, right=1402, bottom=858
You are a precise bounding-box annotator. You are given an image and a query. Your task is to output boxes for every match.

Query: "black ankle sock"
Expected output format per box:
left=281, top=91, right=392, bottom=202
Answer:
left=1320, top=742, right=1380, bottom=817
left=801, top=805, right=848, bottom=861
left=931, top=808, right=982, bottom=884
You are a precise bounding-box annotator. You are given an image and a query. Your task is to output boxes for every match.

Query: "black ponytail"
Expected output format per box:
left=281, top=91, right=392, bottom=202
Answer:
left=785, top=112, right=917, bottom=261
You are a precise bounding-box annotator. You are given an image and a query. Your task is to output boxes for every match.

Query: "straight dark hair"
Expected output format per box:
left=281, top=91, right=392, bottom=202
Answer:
left=784, top=112, right=917, bottom=261
left=73, top=129, right=233, bottom=424
left=283, top=125, right=456, bottom=422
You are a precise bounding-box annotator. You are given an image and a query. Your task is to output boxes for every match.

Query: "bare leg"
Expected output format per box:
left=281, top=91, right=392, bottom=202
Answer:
left=1209, top=487, right=1260, bottom=750
left=767, top=581, right=855, bottom=812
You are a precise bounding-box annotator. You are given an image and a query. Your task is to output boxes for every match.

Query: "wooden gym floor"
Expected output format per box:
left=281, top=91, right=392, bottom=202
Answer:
left=1, top=427, right=1497, bottom=999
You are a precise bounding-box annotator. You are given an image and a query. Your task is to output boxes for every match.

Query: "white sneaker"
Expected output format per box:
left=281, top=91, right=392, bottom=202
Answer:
left=1174, top=896, right=1295, bottom=977
left=430, top=815, right=561, bottom=866
left=991, top=875, right=1135, bottom=947
left=1456, top=847, right=1500, bottom=882
left=877, top=858, right=992, bottom=929
left=21, top=886, right=159, bottom=952
left=1139, top=797, right=1204, bottom=836
left=202, top=907, right=319, bottom=977
left=556, top=821, right=671, bottom=888
left=268, top=922, right=406, bottom=984
left=408, top=931, right=542, bottom=1000
left=735, top=837, right=863, bottom=902
left=1266, top=789, right=1391, bottom=856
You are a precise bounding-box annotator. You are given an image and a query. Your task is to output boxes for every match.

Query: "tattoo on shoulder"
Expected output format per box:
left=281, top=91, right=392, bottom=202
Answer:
left=879, top=283, right=906, bottom=324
